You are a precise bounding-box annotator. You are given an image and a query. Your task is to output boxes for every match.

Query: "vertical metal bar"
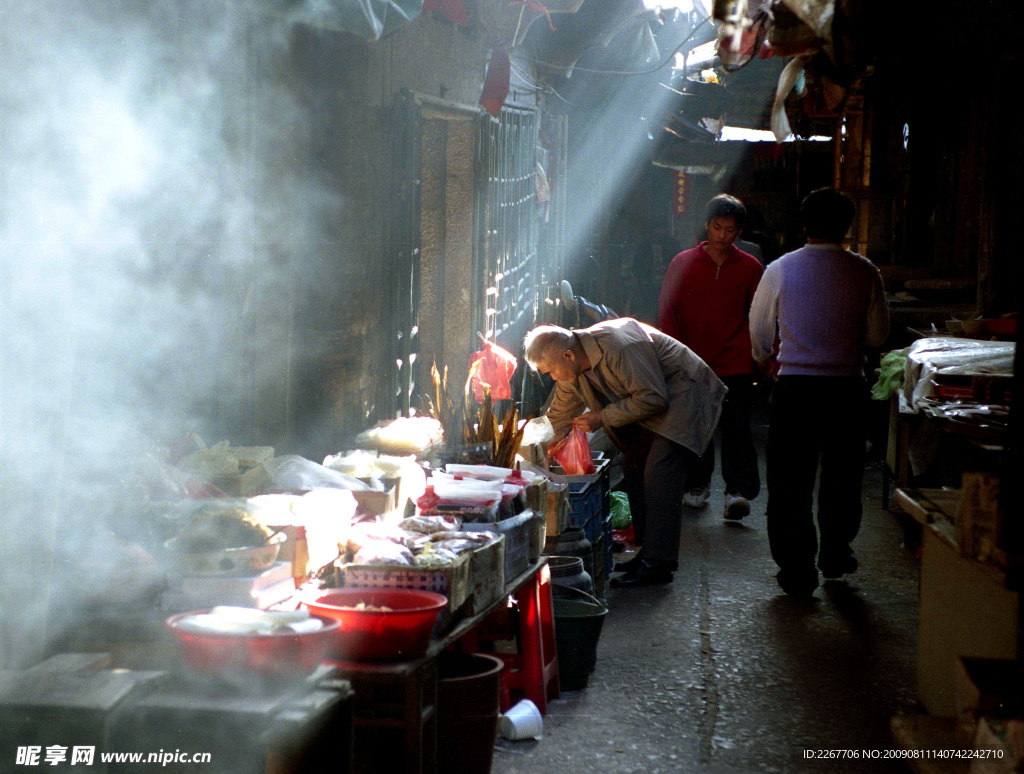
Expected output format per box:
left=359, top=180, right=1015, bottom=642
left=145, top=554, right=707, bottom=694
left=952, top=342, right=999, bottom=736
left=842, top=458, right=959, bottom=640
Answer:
left=474, top=106, right=540, bottom=349
left=389, top=89, right=422, bottom=418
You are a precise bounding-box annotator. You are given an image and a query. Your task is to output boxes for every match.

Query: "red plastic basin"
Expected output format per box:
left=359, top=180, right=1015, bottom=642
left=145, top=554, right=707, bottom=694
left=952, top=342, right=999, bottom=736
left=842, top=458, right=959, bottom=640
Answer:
left=303, top=588, right=447, bottom=662
left=984, top=318, right=1017, bottom=336
left=165, top=611, right=339, bottom=682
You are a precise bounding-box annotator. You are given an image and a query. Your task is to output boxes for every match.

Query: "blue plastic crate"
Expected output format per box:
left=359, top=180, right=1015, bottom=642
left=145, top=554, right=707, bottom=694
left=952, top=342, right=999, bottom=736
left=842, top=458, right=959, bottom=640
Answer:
left=580, top=512, right=603, bottom=545
left=567, top=480, right=602, bottom=530
left=602, top=515, right=614, bottom=575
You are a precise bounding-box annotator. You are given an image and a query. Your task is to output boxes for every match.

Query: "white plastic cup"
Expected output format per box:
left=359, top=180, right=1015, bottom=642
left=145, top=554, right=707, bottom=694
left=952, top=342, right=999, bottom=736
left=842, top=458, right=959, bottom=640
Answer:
left=499, top=698, right=543, bottom=740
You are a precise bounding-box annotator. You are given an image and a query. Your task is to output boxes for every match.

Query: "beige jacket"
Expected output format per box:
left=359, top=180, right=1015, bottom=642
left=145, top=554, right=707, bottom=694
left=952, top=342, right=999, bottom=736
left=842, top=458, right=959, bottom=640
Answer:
left=546, top=318, right=727, bottom=456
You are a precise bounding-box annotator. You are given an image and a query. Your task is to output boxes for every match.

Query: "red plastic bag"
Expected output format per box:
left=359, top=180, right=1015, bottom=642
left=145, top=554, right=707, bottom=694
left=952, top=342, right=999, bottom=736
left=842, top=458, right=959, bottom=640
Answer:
left=468, top=339, right=518, bottom=402
left=548, top=425, right=595, bottom=475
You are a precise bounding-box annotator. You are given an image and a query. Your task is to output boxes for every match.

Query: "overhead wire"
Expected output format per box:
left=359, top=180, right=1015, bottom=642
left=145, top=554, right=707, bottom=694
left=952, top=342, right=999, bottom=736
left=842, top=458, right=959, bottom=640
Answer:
left=510, top=59, right=576, bottom=105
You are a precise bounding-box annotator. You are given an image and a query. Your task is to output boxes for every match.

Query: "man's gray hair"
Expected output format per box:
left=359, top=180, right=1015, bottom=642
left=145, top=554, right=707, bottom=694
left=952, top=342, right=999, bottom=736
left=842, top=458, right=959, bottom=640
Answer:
left=523, top=325, right=574, bottom=367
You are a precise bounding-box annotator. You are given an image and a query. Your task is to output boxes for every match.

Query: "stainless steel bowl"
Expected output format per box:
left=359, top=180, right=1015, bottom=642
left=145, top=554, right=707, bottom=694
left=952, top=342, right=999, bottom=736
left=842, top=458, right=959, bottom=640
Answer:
left=165, top=530, right=286, bottom=576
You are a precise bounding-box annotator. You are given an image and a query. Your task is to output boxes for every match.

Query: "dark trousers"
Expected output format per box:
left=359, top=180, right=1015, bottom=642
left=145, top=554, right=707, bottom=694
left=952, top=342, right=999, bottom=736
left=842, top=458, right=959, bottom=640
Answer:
left=615, top=425, right=699, bottom=565
left=689, top=374, right=760, bottom=499
left=766, top=375, right=868, bottom=574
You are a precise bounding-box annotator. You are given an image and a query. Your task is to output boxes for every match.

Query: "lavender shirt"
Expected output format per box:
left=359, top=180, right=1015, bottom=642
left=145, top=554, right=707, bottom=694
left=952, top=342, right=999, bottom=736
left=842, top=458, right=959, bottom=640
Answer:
left=749, top=243, right=890, bottom=377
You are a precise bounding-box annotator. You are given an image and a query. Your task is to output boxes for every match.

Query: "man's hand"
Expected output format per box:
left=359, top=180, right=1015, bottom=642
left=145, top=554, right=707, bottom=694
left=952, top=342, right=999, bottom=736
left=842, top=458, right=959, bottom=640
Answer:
left=757, top=358, right=780, bottom=380
left=573, top=410, right=604, bottom=433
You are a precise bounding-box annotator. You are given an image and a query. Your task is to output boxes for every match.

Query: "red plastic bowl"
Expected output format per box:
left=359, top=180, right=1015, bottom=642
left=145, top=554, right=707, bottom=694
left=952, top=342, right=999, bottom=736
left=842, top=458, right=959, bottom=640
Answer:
left=984, top=318, right=1017, bottom=336
left=165, top=611, right=339, bottom=682
left=303, top=588, right=447, bottom=662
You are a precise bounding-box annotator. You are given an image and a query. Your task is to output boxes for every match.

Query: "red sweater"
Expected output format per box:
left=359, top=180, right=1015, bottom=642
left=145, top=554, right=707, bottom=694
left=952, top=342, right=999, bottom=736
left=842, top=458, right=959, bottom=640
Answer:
left=658, top=243, right=764, bottom=377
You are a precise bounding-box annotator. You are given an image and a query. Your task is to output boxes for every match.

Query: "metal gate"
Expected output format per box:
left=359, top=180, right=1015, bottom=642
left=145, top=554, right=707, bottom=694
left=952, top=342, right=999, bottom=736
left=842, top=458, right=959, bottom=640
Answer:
left=388, top=89, right=424, bottom=418
left=388, top=95, right=540, bottom=419
left=475, top=107, right=540, bottom=352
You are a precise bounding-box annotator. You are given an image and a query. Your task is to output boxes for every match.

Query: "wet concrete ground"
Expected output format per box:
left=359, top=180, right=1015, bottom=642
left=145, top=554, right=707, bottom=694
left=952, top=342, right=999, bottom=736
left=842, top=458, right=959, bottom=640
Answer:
left=492, top=420, right=922, bottom=774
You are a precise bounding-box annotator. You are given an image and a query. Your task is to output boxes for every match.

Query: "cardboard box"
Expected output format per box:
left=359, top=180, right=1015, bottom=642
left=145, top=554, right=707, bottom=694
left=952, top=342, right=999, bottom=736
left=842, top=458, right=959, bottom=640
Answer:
left=465, top=535, right=506, bottom=614
left=955, top=657, right=1024, bottom=749
left=917, top=525, right=1019, bottom=716
left=971, top=717, right=1024, bottom=773
left=958, top=473, right=1009, bottom=568
left=352, top=484, right=398, bottom=518
left=473, top=510, right=535, bottom=584
left=544, top=481, right=570, bottom=537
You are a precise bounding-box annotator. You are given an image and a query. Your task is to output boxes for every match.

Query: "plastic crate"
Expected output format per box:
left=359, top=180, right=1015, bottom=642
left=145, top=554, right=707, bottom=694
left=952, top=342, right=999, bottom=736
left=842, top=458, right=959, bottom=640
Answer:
left=581, top=511, right=603, bottom=546
left=342, top=555, right=471, bottom=629
left=568, top=480, right=603, bottom=531
left=602, top=515, right=614, bottom=575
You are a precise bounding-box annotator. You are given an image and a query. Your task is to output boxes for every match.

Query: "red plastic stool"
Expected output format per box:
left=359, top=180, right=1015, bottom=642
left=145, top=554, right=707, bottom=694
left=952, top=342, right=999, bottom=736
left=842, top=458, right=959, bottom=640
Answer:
left=493, top=564, right=561, bottom=714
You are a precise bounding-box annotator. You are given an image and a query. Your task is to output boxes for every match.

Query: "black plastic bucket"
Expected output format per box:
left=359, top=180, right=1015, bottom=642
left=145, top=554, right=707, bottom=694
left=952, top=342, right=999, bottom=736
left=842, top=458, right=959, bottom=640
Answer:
left=437, top=651, right=504, bottom=774
left=552, top=585, right=608, bottom=691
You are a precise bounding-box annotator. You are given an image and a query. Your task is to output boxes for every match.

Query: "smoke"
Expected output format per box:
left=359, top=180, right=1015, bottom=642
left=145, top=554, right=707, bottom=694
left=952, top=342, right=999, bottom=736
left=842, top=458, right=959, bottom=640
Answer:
left=0, top=0, right=342, bottom=666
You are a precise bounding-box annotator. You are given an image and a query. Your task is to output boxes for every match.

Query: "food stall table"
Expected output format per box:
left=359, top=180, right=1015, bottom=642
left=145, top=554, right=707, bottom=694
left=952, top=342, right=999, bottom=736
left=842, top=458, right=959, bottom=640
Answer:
left=325, top=559, right=550, bottom=774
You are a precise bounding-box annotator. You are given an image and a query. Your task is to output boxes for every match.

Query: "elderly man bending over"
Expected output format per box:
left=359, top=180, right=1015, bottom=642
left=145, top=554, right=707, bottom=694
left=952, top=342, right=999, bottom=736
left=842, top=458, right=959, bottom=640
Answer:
left=524, top=318, right=726, bottom=588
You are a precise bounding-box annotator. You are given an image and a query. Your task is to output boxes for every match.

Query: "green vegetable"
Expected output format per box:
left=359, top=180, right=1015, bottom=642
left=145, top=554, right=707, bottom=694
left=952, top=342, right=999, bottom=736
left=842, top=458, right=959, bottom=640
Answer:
left=871, top=349, right=909, bottom=401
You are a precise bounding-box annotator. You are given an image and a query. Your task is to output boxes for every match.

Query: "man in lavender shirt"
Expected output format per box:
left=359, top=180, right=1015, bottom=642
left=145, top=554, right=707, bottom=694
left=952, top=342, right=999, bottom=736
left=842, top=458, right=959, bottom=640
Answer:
left=749, top=188, right=890, bottom=597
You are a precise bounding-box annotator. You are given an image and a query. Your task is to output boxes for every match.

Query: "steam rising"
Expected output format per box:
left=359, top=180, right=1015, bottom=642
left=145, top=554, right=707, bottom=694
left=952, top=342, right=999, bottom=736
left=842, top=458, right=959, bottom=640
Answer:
left=0, top=1, right=341, bottom=667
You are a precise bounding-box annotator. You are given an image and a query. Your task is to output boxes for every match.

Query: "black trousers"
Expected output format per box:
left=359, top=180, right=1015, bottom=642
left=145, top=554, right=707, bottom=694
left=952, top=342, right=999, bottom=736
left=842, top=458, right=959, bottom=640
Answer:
left=614, top=425, right=699, bottom=565
left=688, top=374, right=760, bottom=500
left=765, top=375, right=868, bottom=574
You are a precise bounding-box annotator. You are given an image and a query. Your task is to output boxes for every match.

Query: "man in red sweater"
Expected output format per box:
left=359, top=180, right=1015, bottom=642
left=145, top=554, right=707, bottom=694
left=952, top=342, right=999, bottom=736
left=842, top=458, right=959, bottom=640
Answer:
left=658, top=194, right=764, bottom=520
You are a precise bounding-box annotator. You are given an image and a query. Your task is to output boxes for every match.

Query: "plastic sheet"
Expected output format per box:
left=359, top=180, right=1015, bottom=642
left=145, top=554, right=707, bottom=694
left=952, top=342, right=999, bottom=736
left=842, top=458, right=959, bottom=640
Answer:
left=262, top=455, right=373, bottom=492
left=903, top=337, right=1015, bottom=410
left=355, top=417, right=444, bottom=454
left=521, top=416, right=555, bottom=448
left=444, top=463, right=539, bottom=482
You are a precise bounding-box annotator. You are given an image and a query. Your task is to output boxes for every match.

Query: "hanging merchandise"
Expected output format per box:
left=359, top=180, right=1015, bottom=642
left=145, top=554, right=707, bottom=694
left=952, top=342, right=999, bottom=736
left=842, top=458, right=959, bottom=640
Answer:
left=712, top=0, right=773, bottom=70
left=534, top=161, right=551, bottom=203
left=468, top=339, right=518, bottom=402
left=480, top=48, right=511, bottom=118
left=770, top=57, right=805, bottom=142
left=422, top=0, right=470, bottom=26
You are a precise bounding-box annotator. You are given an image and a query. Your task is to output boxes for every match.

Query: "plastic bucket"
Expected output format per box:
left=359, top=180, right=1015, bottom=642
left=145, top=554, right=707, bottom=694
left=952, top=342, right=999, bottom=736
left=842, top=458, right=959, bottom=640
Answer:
left=552, top=585, right=607, bottom=691
left=437, top=652, right=504, bottom=774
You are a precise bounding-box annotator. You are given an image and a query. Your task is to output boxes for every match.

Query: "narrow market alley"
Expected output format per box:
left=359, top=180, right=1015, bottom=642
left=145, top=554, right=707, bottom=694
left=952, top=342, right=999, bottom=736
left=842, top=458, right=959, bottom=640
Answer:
left=492, top=414, right=922, bottom=774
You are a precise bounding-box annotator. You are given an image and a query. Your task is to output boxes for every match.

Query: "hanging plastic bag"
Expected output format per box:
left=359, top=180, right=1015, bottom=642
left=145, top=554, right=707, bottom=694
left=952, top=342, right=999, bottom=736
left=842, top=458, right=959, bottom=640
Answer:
left=609, top=491, right=632, bottom=529
left=468, top=339, right=518, bottom=402
left=548, top=425, right=595, bottom=475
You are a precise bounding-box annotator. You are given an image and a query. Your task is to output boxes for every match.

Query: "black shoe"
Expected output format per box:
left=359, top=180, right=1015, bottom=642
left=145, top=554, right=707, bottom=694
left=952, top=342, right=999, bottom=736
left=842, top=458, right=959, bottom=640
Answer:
left=776, top=567, right=819, bottom=598
left=613, top=554, right=643, bottom=574
left=613, top=554, right=678, bottom=574
left=818, top=553, right=858, bottom=580
left=610, top=561, right=674, bottom=588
